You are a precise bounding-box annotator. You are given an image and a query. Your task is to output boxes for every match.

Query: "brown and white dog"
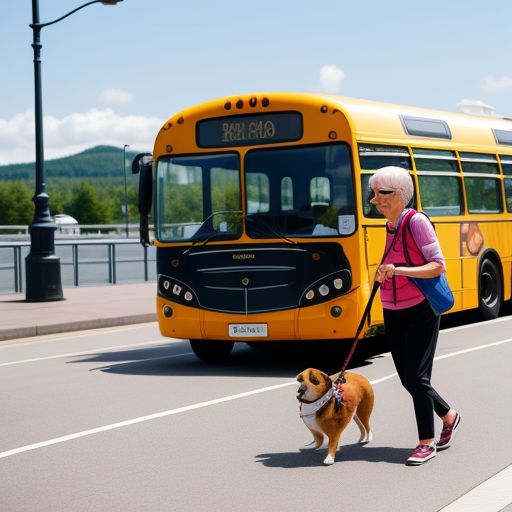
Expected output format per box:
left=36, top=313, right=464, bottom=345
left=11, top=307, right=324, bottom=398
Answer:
left=296, top=368, right=374, bottom=465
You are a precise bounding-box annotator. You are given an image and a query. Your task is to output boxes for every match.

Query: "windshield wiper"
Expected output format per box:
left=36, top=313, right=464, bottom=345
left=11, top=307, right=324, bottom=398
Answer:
left=245, top=216, right=298, bottom=246
left=182, top=210, right=242, bottom=255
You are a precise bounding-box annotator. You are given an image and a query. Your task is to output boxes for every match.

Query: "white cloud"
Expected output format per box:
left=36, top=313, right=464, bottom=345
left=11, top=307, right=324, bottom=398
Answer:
left=99, top=88, right=134, bottom=105
left=318, top=65, right=346, bottom=95
left=481, top=75, right=512, bottom=93
left=0, top=109, right=164, bottom=165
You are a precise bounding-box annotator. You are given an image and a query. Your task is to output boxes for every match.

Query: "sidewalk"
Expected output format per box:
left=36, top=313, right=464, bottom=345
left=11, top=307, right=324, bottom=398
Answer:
left=0, top=282, right=157, bottom=342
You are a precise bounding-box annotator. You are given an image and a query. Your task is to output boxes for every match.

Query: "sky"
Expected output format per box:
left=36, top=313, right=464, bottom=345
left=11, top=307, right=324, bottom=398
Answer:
left=1, top=0, right=512, bottom=165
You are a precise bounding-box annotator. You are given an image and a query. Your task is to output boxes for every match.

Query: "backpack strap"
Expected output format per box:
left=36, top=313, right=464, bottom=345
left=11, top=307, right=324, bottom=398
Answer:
left=402, top=210, right=433, bottom=266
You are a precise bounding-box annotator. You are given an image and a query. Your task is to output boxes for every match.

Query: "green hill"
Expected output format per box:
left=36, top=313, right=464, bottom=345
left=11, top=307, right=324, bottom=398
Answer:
left=0, top=145, right=140, bottom=181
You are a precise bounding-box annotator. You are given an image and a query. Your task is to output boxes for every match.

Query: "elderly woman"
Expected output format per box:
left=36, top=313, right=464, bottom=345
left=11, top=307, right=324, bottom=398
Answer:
left=369, top=166, right=460, bottom=466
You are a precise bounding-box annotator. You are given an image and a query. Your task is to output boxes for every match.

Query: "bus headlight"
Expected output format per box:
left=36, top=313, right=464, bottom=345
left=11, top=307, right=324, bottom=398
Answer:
left=158, top=275, right=198, bottom=307
left=318, top=284, right=329, bottom=296
left=300, top=269, right=352, bottom=307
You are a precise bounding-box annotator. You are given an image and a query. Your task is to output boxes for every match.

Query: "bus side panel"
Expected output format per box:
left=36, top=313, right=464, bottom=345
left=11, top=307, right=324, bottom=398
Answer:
left=434, top=222, right=464, bottom=313
left=461, top=257, right=478, bottom=309
left=365, top=226, right=386, bottom=325
left=484, top=221, right=512, bottom=301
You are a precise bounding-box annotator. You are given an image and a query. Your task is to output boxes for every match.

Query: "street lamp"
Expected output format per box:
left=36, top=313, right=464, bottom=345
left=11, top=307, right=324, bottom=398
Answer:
left=25, top=0, right=123, bottom=302
left=123, top=144, right=130, bottom=238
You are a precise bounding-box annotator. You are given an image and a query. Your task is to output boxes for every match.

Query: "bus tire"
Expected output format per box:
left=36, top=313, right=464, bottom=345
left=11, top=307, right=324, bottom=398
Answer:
left=189, top=339, right=234, bottom=362
left=479, top=258, right=502, bottom=320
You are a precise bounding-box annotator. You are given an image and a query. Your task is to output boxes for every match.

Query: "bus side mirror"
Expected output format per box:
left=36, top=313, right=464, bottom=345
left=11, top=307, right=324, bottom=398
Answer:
left=132, top=153, right=153, bottom=246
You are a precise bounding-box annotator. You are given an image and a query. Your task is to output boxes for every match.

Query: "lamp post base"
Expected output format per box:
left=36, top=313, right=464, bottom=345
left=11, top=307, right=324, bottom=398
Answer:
left=25, top=223, right=64, bottom=302
left=25, top=254, right=64, bottom=301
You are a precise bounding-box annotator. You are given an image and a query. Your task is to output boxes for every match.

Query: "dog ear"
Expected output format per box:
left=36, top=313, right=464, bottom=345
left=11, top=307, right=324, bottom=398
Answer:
left=296, top=373, right=304, bottom=382
left=309, top=370, right=320, bottom=385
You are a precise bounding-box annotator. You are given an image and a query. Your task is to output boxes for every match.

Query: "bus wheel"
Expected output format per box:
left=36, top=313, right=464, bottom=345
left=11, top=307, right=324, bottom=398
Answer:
left=189, top=339, right=234, bottom=362
left=479, top=259, right=501, bottom=320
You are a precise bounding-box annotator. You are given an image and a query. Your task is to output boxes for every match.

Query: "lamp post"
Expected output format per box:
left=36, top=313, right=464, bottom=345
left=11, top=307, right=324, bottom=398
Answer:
left=123, top=144, right=130, bottom=238
left=26, top=0, right=123, bottom=301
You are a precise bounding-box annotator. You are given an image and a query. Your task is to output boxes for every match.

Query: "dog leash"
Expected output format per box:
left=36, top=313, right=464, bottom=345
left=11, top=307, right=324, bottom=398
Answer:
left=334, top=280, right=381, bottom=385
left=334, top=210, right=414, bottom=385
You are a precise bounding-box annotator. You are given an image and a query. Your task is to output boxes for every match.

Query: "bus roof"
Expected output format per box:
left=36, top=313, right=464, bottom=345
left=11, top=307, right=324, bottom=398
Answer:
left=324, top=94, right=512, bottom=151
left=159, top=92, right=512, bottom=153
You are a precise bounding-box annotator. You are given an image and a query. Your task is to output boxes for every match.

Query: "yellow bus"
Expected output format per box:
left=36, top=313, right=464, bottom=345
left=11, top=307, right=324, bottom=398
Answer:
left=133, top=93, right=512, bottom=361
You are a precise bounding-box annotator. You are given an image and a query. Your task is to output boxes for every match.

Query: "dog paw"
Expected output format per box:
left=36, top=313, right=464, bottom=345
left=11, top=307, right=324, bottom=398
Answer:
left=323, top=455, right=335, bottom=465
left=303, top=440, right=317, bottom=450
left=358, top=430, right=373, bottom=443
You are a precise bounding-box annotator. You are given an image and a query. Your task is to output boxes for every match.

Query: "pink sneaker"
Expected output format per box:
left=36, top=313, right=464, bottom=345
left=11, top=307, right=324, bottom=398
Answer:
left=406, top=444, right=436, bottom=466
left=437, top=413, right=461, bottom=451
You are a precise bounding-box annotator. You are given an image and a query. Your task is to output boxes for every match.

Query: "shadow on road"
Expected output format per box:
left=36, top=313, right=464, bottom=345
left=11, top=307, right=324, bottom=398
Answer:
left=70, top=336, right=389, bottom=379
left=70, top=302, right=512, bottom=378
left=255, top=444, right=411, bottom=468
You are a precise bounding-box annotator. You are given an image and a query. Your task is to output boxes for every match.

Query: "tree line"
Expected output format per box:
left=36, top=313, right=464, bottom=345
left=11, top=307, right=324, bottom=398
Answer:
left=0, top=145, right=141, bottom=226
left=0, top=179, right=138, bottom=225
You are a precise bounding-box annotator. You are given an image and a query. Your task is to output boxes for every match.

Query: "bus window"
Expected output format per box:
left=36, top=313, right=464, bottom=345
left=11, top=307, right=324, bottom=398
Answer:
left=465, top=177, right=502, bottom=213
left=460, top=153, right=500, bottom=174
left=245, top=143, right=355, bottom=237
left=246, top=172, right=270, bottom=213
left=414, top=148, right=462, bottom=216
left=418, top=176, right=462, bottom=216
left=413, top=148, right=459, bottom=173
left=505, top=179, right=512, bottom=212
left=156, top=153, right=241, bottom=241
left=310, top=177, right=331, bottom=203
left=281, top=177, right=294, bottom=211
left=359, top=144, right=412, bottom=171
left=211, top=166, right=242, bottom=228
left=501, top=156, right=512, bottom=212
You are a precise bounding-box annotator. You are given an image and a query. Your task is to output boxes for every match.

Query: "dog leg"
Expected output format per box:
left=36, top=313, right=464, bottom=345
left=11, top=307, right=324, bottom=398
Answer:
left=311, top=430, right=325, bottom=449
left=354, top=392, right=374, bottom=443
left=323, top=432, right=342, bottom=465
left=353, top=413, right=372, bottom=443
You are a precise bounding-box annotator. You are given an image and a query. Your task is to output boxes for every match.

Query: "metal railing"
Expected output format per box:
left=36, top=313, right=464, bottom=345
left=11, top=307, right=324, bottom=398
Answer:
left=0, top=238, right=156, bottom=294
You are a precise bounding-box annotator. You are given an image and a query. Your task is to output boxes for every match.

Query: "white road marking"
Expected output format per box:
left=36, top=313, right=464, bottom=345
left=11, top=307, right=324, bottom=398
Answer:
left=0, top=381, right=294, bottom=460
left=435, top=338, right=512, bottom=361
left=441, top=314, right=512, bottom=334
left=1, top=336, right=511, bottom=461
left=0, top=322, right=158, bottom=347
left=438, top=464, right=512, bottom=512
left=0, top=340, right=181, bottom=367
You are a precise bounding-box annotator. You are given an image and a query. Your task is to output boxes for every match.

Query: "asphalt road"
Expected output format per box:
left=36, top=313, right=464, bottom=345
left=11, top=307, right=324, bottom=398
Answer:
left=1, top=315, right=511, bottom=512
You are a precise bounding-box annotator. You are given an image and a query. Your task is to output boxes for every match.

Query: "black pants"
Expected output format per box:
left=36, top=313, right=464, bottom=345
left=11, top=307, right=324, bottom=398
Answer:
left=383, top=300, right=451, bottom=440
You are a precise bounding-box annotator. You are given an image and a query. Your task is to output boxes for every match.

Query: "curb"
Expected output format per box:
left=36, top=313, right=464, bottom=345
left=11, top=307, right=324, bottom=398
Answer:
left=0, top=313, right=156, bottom=342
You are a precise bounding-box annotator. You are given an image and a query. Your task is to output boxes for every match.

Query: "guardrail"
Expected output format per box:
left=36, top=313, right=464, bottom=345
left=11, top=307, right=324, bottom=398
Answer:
left=0, top=238, right=156, bottom=294
left=0, top=223, right=140, bottom=236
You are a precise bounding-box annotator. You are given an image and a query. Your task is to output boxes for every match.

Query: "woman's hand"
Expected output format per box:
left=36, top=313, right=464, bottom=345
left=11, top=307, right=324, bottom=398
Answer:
left=376, top=263, right=396, bottom=282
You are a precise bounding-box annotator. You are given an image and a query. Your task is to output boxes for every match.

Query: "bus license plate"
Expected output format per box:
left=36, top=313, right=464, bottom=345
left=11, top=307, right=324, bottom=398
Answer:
left=228, top=323, right=268, bottom=338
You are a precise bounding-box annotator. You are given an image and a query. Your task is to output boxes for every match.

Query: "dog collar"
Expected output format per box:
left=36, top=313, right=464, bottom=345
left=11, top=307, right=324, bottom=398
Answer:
left=299, top=383, right=345, bottom=417
left=299, top=388, right=334, bottom=417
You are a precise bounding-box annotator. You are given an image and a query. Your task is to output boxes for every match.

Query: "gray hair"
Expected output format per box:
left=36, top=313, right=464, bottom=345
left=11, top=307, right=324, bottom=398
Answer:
left=368, top=166, right=414, bottom=205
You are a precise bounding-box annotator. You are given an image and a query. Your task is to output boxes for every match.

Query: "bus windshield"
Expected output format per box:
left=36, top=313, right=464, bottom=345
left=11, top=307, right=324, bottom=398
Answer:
left=156, top=153, right=242, bottom=241
left=156, top=143, right=356, bottom=242
left=245, top=143, right=355, bottom=238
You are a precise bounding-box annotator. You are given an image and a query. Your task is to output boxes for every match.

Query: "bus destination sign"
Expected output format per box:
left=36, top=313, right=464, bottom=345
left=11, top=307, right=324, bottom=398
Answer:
left=196, top=111, right=303, bottom=148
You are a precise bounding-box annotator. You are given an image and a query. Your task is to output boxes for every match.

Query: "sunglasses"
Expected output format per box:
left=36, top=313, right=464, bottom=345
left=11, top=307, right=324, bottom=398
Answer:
left=367, top=189, right=396, bottom=201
